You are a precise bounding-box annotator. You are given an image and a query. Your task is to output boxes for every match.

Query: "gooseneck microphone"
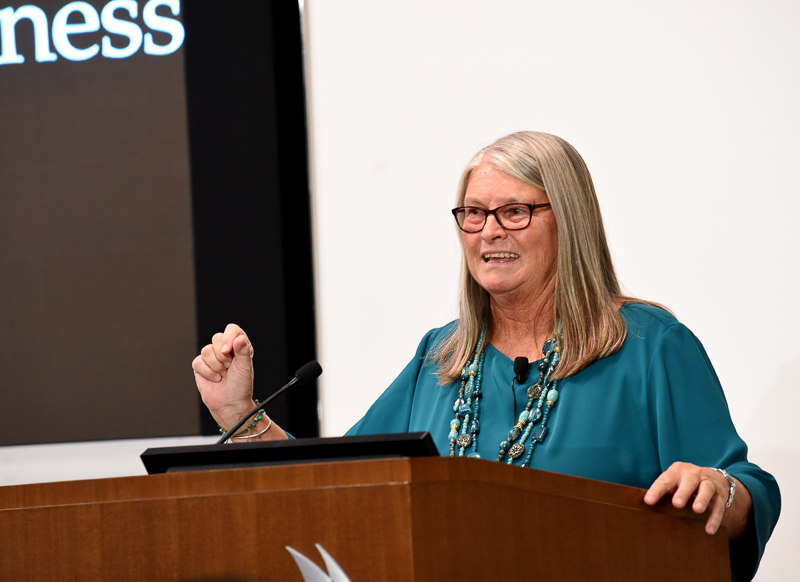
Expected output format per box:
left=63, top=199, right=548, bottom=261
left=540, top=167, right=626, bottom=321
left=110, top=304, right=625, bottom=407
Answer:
left=216, top=360, right=322, bottom=445
left=513, top=356, right=529, bottom=384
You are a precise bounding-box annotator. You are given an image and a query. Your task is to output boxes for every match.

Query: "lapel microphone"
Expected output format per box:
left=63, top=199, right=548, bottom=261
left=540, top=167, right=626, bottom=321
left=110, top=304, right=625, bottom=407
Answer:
left=513, top=356, right=529, bottom=384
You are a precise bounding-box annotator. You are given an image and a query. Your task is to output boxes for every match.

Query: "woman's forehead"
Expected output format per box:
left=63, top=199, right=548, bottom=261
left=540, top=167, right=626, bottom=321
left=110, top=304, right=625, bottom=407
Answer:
left=464, top=164, right=547, bottom=205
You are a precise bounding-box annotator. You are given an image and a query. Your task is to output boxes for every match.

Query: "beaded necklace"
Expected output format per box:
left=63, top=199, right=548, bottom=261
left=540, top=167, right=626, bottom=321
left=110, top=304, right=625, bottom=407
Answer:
left=448, top=321, right=561, bottom=468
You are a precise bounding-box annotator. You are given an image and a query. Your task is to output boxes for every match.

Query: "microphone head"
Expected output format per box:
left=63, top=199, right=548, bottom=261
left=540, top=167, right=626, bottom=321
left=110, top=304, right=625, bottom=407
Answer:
left=295, top=360, right=323, bottom=385
left=513, top=356, right=529, bottom=383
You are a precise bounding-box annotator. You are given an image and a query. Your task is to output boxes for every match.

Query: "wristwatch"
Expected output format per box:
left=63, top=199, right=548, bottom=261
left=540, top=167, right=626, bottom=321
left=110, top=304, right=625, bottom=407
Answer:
left=712, top=467, right=736, bottom=508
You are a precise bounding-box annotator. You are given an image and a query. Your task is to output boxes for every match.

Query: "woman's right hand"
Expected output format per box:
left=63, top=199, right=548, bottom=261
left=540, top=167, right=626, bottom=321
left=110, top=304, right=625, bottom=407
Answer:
left=192, top=324, right=256, bottom=432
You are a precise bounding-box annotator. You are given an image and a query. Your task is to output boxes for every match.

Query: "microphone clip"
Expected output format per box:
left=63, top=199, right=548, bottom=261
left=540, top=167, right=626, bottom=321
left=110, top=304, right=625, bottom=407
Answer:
left=513, top=356, right=529, bottom=384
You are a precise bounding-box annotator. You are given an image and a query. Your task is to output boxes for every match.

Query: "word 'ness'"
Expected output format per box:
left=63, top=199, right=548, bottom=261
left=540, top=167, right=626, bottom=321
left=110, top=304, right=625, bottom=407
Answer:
left=0, top=0, right=184, bottom=65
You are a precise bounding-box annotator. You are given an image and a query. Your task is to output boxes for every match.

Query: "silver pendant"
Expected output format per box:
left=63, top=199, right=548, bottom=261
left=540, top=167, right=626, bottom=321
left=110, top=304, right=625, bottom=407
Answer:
left=508, top=442, right=525, bottom=459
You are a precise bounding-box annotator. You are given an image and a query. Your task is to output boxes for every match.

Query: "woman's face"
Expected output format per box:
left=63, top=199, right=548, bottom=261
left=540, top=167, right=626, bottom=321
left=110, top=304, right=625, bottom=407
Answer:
left=461, top=161, right=558, bottom=304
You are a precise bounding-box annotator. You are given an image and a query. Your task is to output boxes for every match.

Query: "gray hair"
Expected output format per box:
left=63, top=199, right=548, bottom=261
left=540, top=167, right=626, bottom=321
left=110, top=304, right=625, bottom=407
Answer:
left=433, top=131, right=657, bottom=381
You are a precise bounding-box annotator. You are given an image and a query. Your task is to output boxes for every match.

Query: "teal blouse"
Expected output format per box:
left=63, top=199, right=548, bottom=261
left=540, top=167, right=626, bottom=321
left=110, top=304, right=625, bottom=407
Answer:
left=346, top=304, right=780, bottom=581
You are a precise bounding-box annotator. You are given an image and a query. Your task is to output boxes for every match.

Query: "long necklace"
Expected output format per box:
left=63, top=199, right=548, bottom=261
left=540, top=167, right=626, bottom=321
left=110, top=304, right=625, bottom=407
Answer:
left=448, top=321, right=561, bottom=468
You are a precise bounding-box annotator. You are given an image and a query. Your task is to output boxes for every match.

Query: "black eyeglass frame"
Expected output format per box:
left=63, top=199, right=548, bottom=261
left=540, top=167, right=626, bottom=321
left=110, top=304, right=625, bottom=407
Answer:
left=451, top=202, right=552, bottom=233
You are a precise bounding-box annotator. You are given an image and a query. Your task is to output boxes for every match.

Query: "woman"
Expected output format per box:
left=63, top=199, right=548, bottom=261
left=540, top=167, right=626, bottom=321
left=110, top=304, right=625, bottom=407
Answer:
left=193, top=131, right=779, bottom=581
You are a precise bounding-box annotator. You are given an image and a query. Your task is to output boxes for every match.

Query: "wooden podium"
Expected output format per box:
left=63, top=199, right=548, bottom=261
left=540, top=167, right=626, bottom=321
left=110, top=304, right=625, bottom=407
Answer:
left=0, top=456, right=730, bottom=581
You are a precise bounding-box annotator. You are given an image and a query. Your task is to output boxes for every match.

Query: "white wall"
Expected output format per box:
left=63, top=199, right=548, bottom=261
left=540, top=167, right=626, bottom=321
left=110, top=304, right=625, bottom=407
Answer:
left=305, top=1, right=798, bottom=580
left=0, top=436, right=217, bottom=487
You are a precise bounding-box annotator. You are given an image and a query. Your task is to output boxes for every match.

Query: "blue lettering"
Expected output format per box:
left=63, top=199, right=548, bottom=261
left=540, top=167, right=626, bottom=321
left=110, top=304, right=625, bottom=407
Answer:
left=0, top=0, right=184, bottom=65
left=101, top=0, right=142, bottom=59
left=52, top=2, right=100, bottom=61
left=0, top=5, right=58, bottom=64
left=143, top=0, right=184, bottom=56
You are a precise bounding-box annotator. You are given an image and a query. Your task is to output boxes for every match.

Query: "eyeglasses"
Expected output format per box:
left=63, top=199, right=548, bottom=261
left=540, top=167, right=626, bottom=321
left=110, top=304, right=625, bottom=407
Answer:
left=451, top=202, right=552, bottom=233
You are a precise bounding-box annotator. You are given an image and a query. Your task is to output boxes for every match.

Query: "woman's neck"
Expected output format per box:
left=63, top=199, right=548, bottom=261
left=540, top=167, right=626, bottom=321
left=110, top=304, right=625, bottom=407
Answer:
left=488, top=289, right=556, bottom=362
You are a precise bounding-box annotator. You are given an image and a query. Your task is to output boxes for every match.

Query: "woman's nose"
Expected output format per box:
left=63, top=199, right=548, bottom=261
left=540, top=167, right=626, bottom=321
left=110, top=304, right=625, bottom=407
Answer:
left=481, top=213, right=506, bottom=239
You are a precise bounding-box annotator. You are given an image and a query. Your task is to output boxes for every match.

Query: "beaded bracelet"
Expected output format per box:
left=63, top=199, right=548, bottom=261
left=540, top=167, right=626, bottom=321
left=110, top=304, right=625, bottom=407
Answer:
left=232, top=416, right=273, bottom=439
left=218, top=401, right=264, bottom=437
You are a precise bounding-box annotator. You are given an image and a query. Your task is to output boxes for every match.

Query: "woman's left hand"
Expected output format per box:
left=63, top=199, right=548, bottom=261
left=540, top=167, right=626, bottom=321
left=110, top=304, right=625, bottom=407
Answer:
left=644, top=462, right=751, bottom=538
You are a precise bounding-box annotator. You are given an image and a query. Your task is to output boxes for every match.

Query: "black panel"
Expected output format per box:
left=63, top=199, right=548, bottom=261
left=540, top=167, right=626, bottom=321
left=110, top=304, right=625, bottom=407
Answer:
left=183, top=1, right=318, bottom=437
left=141, top=433, right=440, bottom=474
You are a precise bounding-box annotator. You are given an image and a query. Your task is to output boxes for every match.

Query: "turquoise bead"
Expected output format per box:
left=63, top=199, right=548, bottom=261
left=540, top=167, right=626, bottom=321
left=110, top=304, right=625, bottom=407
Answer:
left=448, top=325, right=562, bottom=466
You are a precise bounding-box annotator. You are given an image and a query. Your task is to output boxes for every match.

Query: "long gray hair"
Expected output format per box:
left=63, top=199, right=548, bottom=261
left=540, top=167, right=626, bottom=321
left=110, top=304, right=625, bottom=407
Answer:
left=433, top=131, right=658, bottom=382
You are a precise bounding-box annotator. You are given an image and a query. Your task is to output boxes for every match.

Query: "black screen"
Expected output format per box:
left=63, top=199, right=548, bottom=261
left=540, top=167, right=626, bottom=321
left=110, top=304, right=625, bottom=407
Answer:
left=0, top=0, right=317, bottom=445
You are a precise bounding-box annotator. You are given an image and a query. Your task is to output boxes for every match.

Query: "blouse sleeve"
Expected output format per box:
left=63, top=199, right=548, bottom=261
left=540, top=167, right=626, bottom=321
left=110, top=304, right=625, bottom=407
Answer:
left=647, top=322, right=781, bottom=582
left=345, top=327, right=444, bottom=437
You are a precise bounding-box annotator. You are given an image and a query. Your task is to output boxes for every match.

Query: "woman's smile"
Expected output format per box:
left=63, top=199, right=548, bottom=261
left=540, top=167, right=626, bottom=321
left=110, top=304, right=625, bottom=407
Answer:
left=482, top=252, right=520, bottom=263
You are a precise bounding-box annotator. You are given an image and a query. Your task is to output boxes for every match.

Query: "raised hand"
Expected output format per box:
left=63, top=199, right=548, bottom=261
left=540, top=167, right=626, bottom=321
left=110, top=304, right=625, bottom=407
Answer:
left=192, top=324, right=256, bottom=432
